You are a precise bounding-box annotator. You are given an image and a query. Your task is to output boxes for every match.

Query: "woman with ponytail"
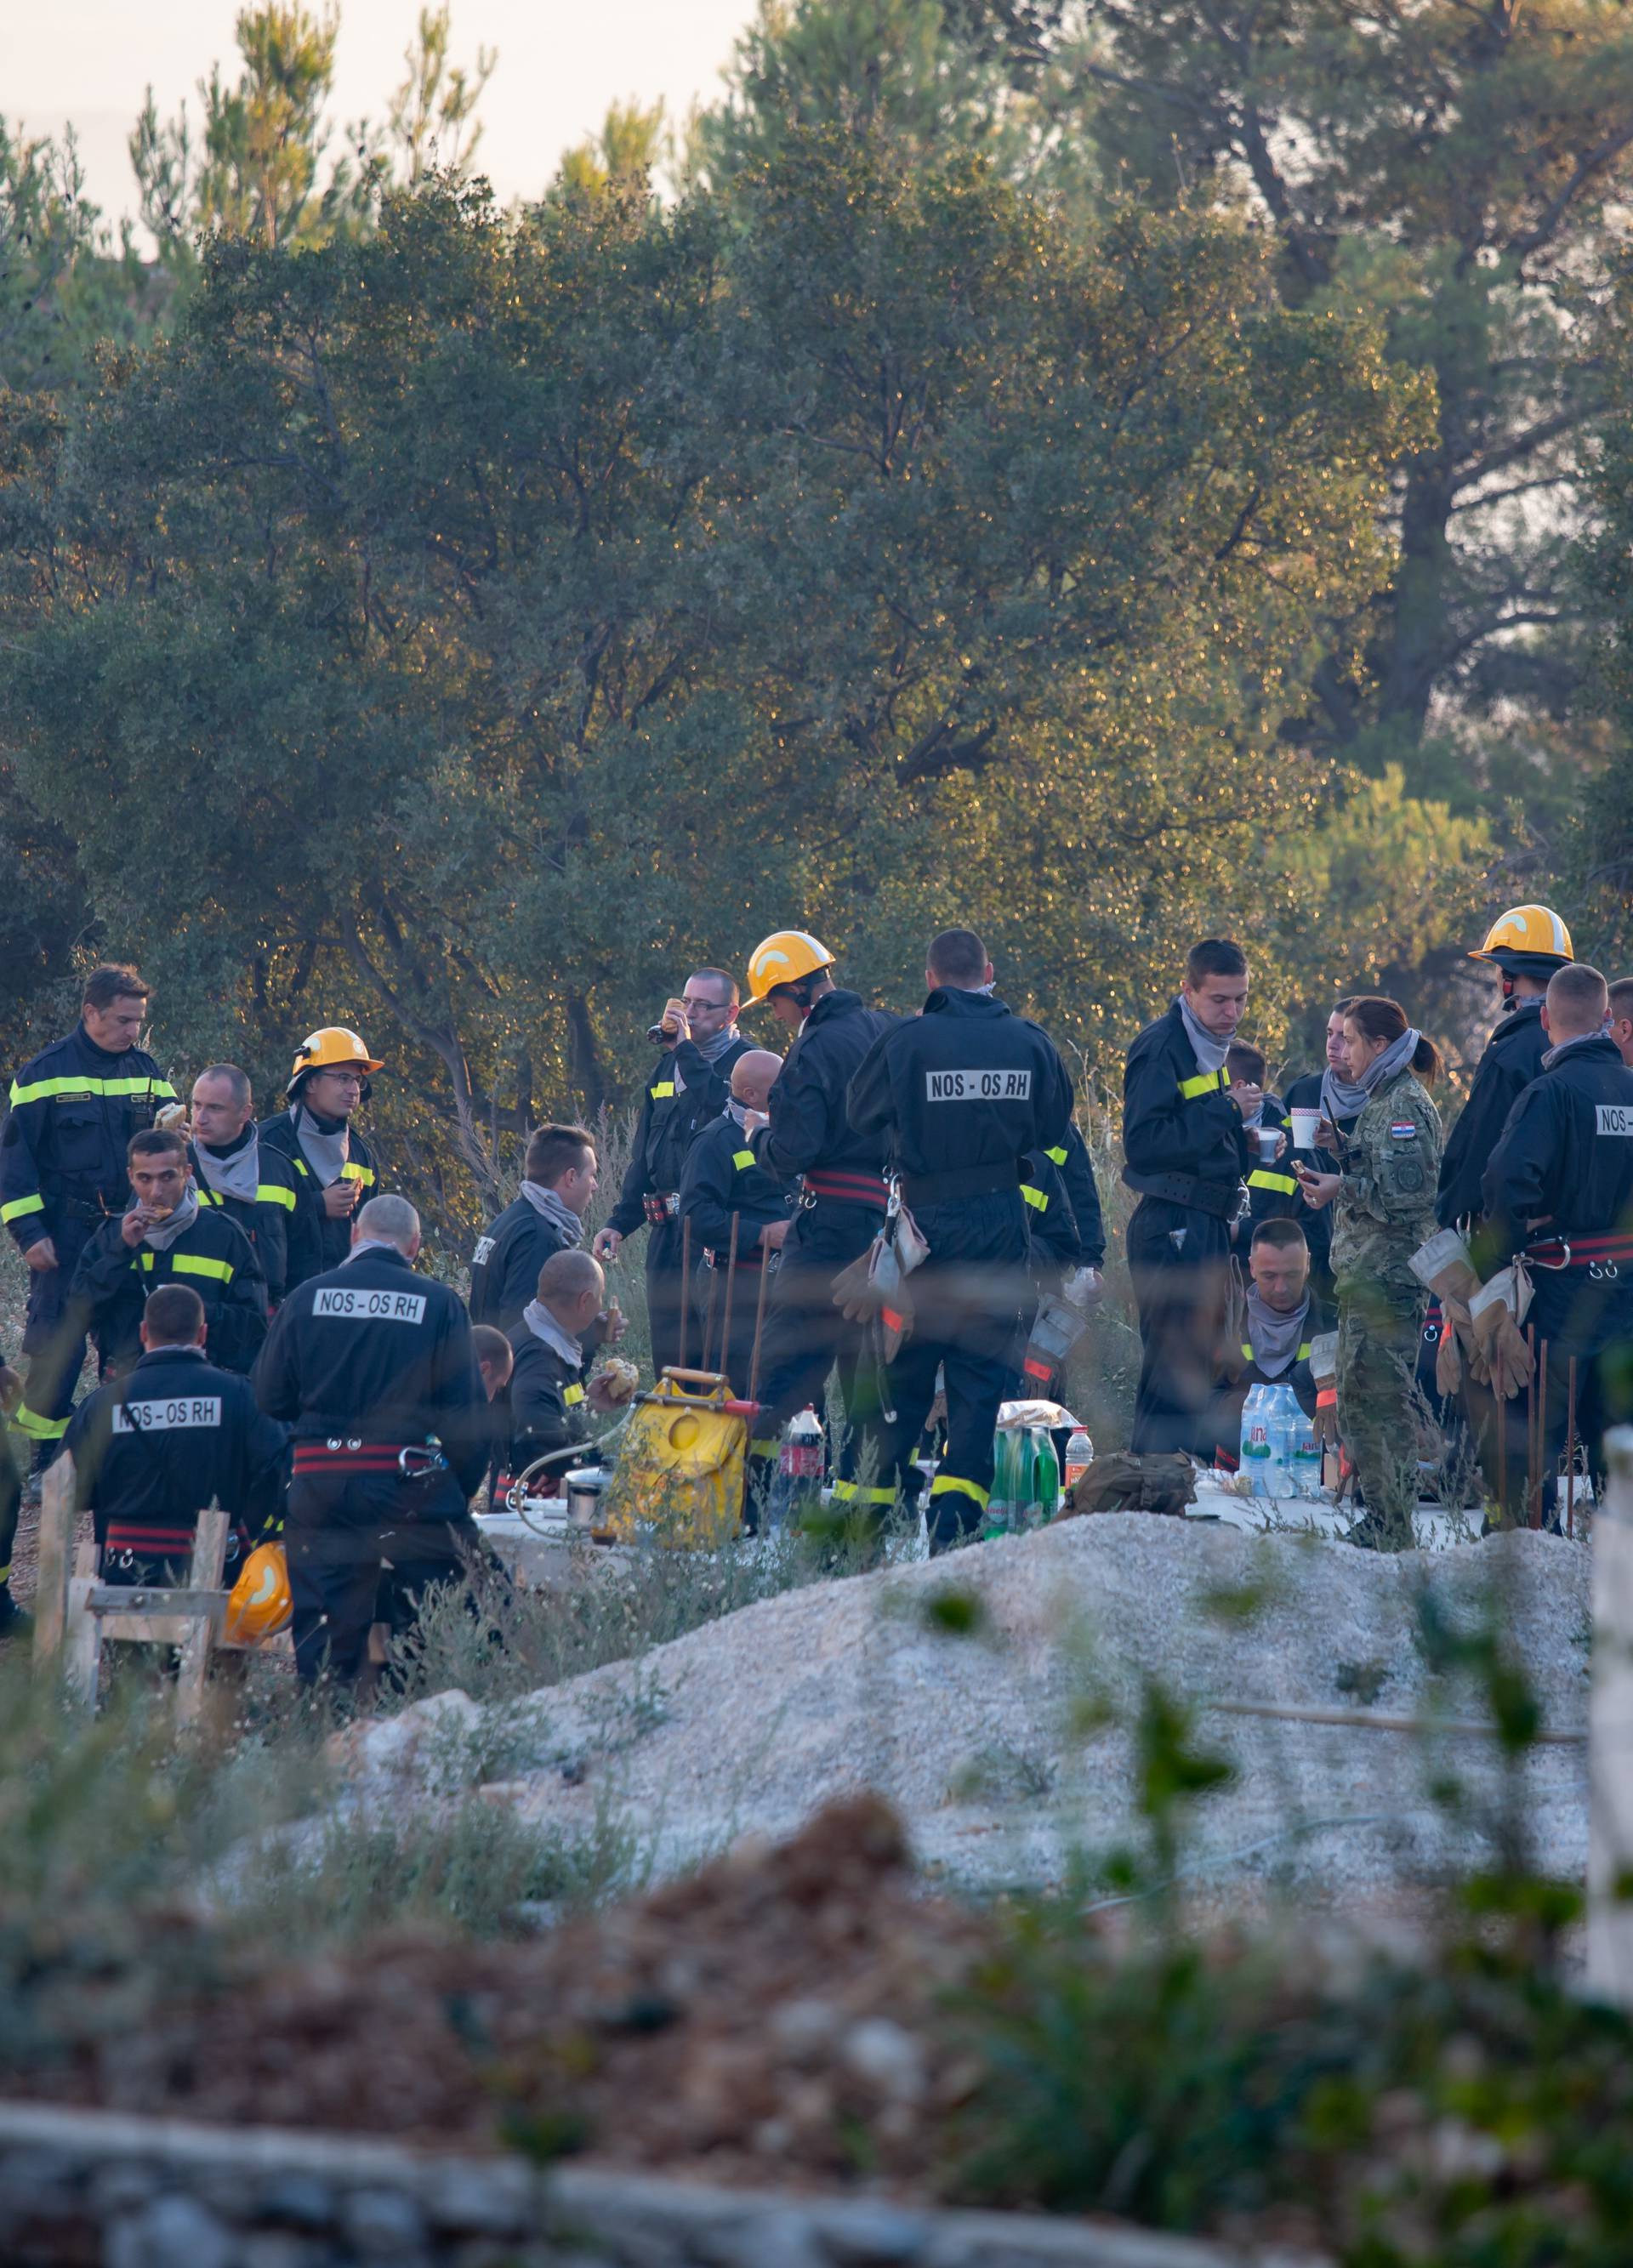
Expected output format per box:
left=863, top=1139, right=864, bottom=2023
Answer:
left=1295, top=998, right=1443, bottom=1542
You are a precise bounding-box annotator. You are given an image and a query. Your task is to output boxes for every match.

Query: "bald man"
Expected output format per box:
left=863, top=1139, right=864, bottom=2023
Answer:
left=505, top=1248, right=625, bottom=1481
left=678, top=1049, right=794, bottom=1397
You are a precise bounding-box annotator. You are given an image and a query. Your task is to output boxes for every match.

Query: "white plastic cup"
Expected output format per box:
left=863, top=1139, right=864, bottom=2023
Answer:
left=1289, top=1106, right=1321, bottom=1151
left=1255, top=1127, right=1281, bottom=1162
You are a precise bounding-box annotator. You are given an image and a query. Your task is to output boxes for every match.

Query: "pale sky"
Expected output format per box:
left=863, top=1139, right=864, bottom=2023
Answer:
left=7, top=0, right=759, bottom=238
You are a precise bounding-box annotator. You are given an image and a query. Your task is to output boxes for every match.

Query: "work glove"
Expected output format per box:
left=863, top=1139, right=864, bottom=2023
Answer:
left=1410, top=1229, right=1483, bottom=1384
left=1436, top=1296, right=1473, bottom=1397
left=1469, top=1265, right=1535, bottom=1401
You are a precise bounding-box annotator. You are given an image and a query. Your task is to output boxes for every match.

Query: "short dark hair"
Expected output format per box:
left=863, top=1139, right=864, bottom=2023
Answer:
left=471, top=1323, right=513, bottom=1376
left=524, top=1123, right=595, bottom=1185
left=1547, top=962, right=1607, bottom=1025
left=687, top=967, right=739, bottom=1008
left=128, top=1127, right=186, bottom=1165
left=1186, top=939, right=1248, bottom=986
left=1251, top=1218, right=1309, bottom=1255
left=1226, top=1042, right=1266, bottom=1085
left=194, top=1063, right=252, bottom=1108
left=1609, top=976, right=1633, bottom=1023
left=83, top=963, right=150, bottom=1012
left=143, top=1283, right=204, bottom=1344
left=927, top=928, right=989, bottom=986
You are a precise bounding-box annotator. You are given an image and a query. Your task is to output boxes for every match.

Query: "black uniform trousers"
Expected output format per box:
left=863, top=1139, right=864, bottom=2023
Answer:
left=1127, top=1197, right=1232, bottom=1459
left=644, top=1216, right=691, bottom=1381
left=749, top=1199, right=893, bottom=1509
left=1483, top=1269, right=1633, bottom=1523
left=691, top=1254, right=773, bottom=1399
left=876, top=1191, right=1030, bottom=1552
left=18, top=1217, right=99, bottom=1449
left=287, top=1472, right=481, bottom=1685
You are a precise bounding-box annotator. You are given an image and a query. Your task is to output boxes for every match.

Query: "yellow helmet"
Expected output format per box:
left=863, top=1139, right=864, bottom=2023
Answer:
left=287, top=1024, right=384, bottom=1100
left=743, top=929, right=835, bottom=1006
left=1470, top=906, right=1573, bottom=971
left=224, top=1542, right=293, bottom=1644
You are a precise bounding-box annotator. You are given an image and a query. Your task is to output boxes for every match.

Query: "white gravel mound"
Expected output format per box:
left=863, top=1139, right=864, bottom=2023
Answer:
left=366, top=1516, right=1594, bottom=1904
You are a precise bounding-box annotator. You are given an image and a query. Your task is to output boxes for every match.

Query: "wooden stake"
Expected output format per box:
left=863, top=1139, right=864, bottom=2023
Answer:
left=677, top=1215, right=691, bottom=1372
left=719, top=1213, right=741, bottom=1389
left=32, top=1451, right=76, bottom=1668
left=1537, top=1337, right=1550, bottom=1532
left=700, top=1259, right=721, bottom=1374
left=1567, top=1356, right=1579, bottom=1538
left=1527, top=1323, right=1540, bottom=1531
left=748, top=1240, right=774, bottom=1410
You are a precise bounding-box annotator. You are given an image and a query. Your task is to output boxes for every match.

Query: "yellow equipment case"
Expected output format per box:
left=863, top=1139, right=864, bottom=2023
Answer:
left=603, top=1369, right=752, bottom=1549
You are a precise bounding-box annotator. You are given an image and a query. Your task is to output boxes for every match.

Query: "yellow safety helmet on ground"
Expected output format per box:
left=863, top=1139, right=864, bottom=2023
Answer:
left=743, top=929, right=836, bottom=1006
left=286, top=1024, right=384, bottom=1100
left=1469, top=906, right=1573, bottom=974
left=224, top=1541, right=293, bottom=1644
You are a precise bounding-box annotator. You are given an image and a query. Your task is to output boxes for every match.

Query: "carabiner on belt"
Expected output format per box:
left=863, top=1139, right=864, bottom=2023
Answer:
left=398, top=1444, right=448, bottom=1481
left=1530, top=1242, right=1572, bottom=1271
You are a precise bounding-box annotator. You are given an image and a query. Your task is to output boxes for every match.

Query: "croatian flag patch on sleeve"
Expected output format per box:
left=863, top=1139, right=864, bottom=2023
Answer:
left=1390, top=1122, right=1418, bottom=1140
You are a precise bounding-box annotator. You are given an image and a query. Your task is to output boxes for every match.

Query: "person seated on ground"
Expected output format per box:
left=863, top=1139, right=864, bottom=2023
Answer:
left=68, top=1128, right=268, bottom=1381
left=1610, top=976, right=1633, bottom=1071
left=60, top=1283, right=288, bottom=1589
left=1228, top=1042, right=1297, bottom=1252
left=469, top=1123, right=600, bottom=1333
left=505, top=1249, right=627, bottom=1490
left=1209, top=1219, right=1331, bottom=1469
left=472, top=1321, right=516, bottom=1508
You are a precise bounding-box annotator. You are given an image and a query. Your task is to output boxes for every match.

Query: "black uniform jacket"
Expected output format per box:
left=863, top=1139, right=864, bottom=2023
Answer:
left=850, top=987, right=1073, bottom=1197
left=1481, top=1034, right=1633, bottom=1265
left=189, top=1134, right=298, bottom=1305
left=259, top=1109, right=383, bottom=1293
left=1021, top=1147, right=1080, bottom=1273
left=606, top=1034, right=753, bottom=1238
left=680, top=1111, right=794, bottom=1259
left=63, top=1344, right=288, bottom=1560
left=253, top=1244, right=487, bottom=1513
left=469, top=1196, right=578, bottom=1331
left=1437, top=998, right=1549, bottom=1231
left=71, top=1209, right=268, bottom=1376
left=1044, top=1119, right=1106, bottom=1270
left=1, top=1025, right=176, bottom=1252
left=1122, top=1003, right=1249, bottom=1214
left=755, top=990, right=899, bottom=1190
left=504, top=1320, right=594, bottom=1475
left=1282, top=1070, right=1351, bottom=1282
left=1242, top=1094, right=1300, bottom=1231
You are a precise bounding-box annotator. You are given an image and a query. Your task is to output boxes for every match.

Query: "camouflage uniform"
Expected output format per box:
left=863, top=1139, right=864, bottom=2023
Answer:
left=1330, top=1069, right=1442, bottom=1522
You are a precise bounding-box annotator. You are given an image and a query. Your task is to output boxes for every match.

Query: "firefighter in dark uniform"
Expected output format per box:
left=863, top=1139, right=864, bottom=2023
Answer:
left=470, top=1123, right=599, bottom=1333
left=60, top=1282, right=288, bottom=1588
left=1014, top=1122, right=1106, bottom=1395
left=259, top=1026, right=385, bottom=1296
left=678, top=1049, right=794, bottom=1396
left=848, top=928, right=1073, bottom=1547
left=1481, top=963, right=1633, bottom=1515
left=1123, top=940, right=1252, bottom=1458
left=504, top=1248, right=626, bottom=1486
left=186, top=1064, right=299, bottom=1305
left=1437, top=906, right=1574, bottom=1242
left=1283, top=1000, right=1358, bottom=1298
left=253, top=1193, right=488, bottom=1685
left=1205, top=1218, right=1332, bottom=1469
left=1227, top=1043, right=1299, bottom=1251
left=594, top=969, right=751, bottom=1379
left=738, top=930, right=899, bottom=1512
left=70, top=1128, right=268, bottom=1378
left=0, top=964, right=177, bottom=1465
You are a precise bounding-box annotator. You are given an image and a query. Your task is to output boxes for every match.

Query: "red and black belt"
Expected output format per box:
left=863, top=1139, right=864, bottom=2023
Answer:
left=293, top=1440, right=447, bottom=1478
left=703, top=1247, right=765, bottom=1269
left=643, top=1191, right=680, bottom=1225
left=803, top=1169, right=889, bottom=1210
left=105, top=1520, right=206, bottom=1555
left=1525, top=1231, right=1633, bottom=1272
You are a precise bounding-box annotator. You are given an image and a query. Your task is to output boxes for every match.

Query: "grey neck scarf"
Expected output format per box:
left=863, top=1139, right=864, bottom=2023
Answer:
left=726, top=1097, right=752, bottom=1131
left=1176, top=995, right=1231, bottom=1076
left=1355, top=1026, right=1422, bottom=1097
left=521, top=1299, right=583, bottom=1371
left=1320, top=1063, right=1369, bottom=1128
left=670, top=1022, right=740, bottom=1095
left=520, top=1181, right=583, bottom=1247
left=1245, top=1286, right=1310, bottom=1378
left=293, top=1101, right=350, bottom=1187
left=136, top=1185, right=200, bottom=1253
left=196, top=1129, right=260, bottom=1208
left=1541, top=1028, right=1607, bottom=1071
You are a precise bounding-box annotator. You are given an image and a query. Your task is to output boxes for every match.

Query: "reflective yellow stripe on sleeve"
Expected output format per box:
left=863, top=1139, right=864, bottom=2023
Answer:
left=732, top=1149, right=757, bottom=1171
left=1246, top=1169, right=1299, bottom=1197
left=1044, top=1145, right=1068, bottom=1166
left=831, top=1479, right=897, bottom=1505
left=11, top=1404, right=69, bottom=1441
left=1020, top=1185, right=1048, bottom=1212
left=650, top=1083, right=676, bottom=1100
left=257, top=1183, right=298, bottom=1208
left=171, top=1254, right=236, bottom=1283
left=1241, top=1342, right=1255, bottom=1361
left=929, top=1473, right=989, bottom=1507
left=1177, top=1069, right=1230, bottom=1101
left=7, top=1074, right=174, bottom=1107
left=1, top=1193, right=45, bottom=1224
left=339, top=1162, right=374, bottom=1186
left=564, top=1384, right=585, bottom=1406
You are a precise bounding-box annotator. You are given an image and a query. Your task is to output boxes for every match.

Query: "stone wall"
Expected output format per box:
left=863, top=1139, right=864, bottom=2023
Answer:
left=0, top=2102, right=1322, bottom=2267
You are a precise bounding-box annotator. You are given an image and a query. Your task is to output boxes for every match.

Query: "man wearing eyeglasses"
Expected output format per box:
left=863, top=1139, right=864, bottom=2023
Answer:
left=592, top=969, right=751, bottom=1378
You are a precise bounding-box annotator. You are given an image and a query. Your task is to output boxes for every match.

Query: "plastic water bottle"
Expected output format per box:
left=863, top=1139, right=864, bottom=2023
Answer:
left=1263, top=1384, right=1305, bottom=1499
left=770, top=1406, right=825, bottom=1528
left=1289, top=1410, right=1323, bottom=1496
left=1240, top=1384, right=1273, bottom=1495
left=1062, top=1427, right=1094, bottom=1493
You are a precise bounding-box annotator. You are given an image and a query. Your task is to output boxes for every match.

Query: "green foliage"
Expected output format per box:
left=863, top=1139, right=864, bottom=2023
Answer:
left=0, top=133, right=1439, bottom=1229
